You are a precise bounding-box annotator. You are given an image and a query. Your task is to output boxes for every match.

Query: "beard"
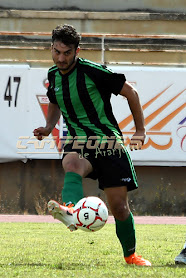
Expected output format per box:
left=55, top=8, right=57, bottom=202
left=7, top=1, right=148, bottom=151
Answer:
left=56, top=55, right=76, bottom=72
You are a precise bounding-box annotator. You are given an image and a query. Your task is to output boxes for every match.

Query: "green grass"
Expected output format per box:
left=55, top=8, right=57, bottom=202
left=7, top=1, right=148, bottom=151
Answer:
left=0, top=222, right=185, bottom=278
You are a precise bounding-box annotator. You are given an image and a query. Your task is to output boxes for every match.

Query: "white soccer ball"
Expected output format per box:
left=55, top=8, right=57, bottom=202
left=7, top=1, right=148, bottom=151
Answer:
left=73, top=196, right=108, bottom=232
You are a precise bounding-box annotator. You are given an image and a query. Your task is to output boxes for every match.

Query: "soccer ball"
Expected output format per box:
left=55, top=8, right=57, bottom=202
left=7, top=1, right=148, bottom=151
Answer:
left=73, top=196, right=108, bottom=232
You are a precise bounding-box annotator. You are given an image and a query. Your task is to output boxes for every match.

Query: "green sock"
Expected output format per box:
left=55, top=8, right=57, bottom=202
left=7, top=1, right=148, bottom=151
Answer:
left=115, top=212, right=136, bottom=257
left=62, top=172, right=84, bottom=205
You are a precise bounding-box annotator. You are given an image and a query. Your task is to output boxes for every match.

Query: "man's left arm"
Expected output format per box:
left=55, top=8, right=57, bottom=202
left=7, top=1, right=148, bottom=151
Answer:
left=119, top=81, right=146, bottom=150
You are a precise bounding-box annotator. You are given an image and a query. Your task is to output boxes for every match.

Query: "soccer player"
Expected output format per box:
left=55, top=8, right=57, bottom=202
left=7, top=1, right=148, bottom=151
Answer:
left=34, top=24, right=151, bottom=266
left=175, top=241, right=186, bottom=264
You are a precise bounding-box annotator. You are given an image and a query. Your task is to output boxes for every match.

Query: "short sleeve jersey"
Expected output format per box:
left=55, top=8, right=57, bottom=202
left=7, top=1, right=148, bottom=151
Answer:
left=47, top=58, right=126, bottom=139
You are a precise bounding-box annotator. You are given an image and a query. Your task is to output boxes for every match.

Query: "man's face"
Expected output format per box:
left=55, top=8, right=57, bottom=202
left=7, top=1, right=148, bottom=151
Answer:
left=51, top=41, right=79, bottom=74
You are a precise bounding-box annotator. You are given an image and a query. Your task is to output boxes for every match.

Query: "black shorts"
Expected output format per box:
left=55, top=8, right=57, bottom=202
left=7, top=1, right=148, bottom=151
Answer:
left=63, top=142, right=138, bottom=192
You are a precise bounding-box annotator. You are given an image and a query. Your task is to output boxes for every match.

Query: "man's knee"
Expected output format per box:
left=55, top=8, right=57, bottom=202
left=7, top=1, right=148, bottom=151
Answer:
left=62, top=153, right=93, bottom=177
left=63, top=158, right=81, bottom=173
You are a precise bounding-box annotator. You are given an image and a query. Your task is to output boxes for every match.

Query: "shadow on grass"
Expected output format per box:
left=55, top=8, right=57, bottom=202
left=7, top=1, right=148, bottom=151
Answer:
left=0, top=261, right=105, bottom=270
left=52, top=261, right=106, bottom=270
left=3, top=262, right=184, bottom=270
left=145, top=263, right=186, bottom=268
left=164, top=263, right=186, bottom=268
left=0, top=263, right=51, bottom=267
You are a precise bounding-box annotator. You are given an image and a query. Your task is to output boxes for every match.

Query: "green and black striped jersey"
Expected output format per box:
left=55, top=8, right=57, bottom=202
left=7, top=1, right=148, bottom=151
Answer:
left=47, top=58, right=126, bottom=139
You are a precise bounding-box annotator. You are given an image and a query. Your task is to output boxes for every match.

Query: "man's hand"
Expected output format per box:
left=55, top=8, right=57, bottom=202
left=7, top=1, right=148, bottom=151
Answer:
left=33, top=102, right=61, bottom=140
left=129, top=131, right=146, bottom=151
left=33, top=127, right=51, bottom=141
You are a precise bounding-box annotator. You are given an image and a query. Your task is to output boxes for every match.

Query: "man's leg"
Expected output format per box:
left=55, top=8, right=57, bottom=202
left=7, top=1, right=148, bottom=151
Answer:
left=175, top=241, right=186, bottom=264
left=62, top=172, right=84, bottom=205
left=62, top=152, right=93, bottom=205
left=48, top=153, right=93, bottom=231
left=104, top=186, right=151, bottom=266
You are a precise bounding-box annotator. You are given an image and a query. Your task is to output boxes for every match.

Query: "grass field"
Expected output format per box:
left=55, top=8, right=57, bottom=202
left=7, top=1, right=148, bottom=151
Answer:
left=0, top=222, right=185, bottom=278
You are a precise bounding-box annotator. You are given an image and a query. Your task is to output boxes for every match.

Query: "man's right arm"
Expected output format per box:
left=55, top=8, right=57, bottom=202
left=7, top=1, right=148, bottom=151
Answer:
left=33, top=102, right=61, bottom=140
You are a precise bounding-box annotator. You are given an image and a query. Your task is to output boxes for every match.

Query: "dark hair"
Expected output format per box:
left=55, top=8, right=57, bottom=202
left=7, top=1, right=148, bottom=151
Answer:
left=52, top=24, right=81, bottom=49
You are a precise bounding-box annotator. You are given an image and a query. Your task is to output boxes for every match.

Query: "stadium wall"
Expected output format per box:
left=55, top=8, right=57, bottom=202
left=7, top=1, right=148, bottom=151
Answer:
left=0, top=0, right=186, bottom=12
left=0, top=160, right=185, bottom=216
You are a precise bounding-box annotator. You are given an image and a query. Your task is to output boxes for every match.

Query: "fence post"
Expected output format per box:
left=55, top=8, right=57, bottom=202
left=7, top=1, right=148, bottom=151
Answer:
left=101, top=35, right=105, bottom=64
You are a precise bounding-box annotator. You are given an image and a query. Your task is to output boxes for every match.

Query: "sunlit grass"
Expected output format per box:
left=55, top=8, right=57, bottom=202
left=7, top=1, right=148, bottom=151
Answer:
left=0, top=222, right=185, bottom=277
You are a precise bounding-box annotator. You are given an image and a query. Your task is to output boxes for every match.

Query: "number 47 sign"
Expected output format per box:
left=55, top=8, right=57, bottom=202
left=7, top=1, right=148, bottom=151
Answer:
left=4, top=76, right=21, bottom=107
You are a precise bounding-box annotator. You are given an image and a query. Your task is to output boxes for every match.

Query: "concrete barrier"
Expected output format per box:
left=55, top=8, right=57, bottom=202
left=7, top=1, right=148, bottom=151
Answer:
left=0, top=160, right=185, bottom=215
